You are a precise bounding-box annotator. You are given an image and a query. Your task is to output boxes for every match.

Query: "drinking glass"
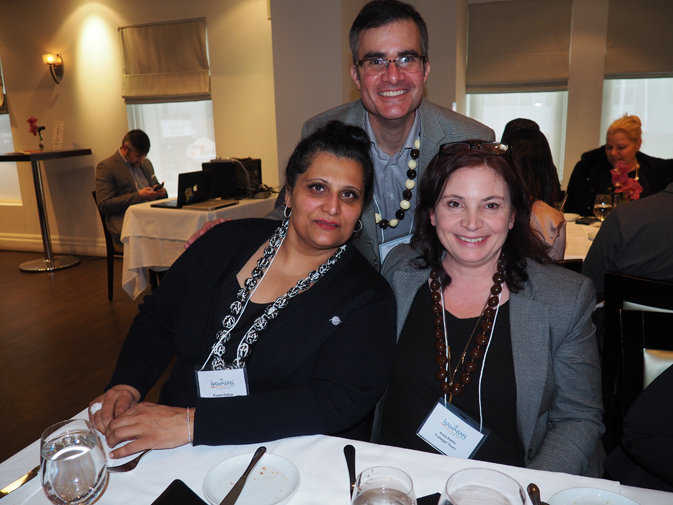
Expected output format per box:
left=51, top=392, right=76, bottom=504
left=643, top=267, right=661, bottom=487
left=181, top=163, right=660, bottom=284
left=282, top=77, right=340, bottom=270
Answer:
left=40, top=419, right=108, bottom=505
left=351, top=466, right=417, bottom=505
left=593, top=194, right=613, bottom=222
left=438, top=468, right=526, bottom=505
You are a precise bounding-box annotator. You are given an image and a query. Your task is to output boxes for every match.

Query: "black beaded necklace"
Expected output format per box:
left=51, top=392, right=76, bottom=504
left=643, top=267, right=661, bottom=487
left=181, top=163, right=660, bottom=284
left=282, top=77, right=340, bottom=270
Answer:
left=374, top=139, right=420, bottom=229
left=430, top=252, right=505, bottom=402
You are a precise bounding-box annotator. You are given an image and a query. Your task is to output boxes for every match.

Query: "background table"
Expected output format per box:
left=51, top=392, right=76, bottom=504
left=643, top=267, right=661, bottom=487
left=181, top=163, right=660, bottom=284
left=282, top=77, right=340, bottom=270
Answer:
left=1, top=409, right=671, bottom=505
left=565, top=221, right=600, bottom=260
left=120, top=197, right=276, bottom=299
left=0, top=149, right=92, bottom=272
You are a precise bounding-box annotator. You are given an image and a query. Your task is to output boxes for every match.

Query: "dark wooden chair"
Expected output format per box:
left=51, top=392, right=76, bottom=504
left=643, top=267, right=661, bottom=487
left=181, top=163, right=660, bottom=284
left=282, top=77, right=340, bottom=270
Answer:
left=92, top=191, right=119, bottom=301
left=555, top=258, right=583, bottom=274
left=601, top=271, right=673, bottom=453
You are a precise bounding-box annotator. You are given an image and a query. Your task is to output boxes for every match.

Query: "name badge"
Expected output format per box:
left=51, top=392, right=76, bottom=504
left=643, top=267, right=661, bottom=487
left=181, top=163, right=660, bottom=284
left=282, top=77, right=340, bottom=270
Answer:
left=417, top=399, right=489, bottom=458
left=379, top=234, right=412, bottom=264
left=196, top=368, right=249, bottom=398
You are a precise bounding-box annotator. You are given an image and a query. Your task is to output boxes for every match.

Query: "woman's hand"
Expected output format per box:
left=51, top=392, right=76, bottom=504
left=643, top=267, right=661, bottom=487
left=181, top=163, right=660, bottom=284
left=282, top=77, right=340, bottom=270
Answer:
left=104, top=403, right=194, bottom=458
left=184, top=218, right=228, bottom=249
left=88, top=385, right=140, bottom=435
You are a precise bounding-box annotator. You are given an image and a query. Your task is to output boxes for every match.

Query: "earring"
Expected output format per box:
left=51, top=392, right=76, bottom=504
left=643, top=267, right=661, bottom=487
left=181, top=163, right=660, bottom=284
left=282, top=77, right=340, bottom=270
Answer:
left=283, top=205, right=292, bottom=219
left=353, top=219, right=363, bottom=233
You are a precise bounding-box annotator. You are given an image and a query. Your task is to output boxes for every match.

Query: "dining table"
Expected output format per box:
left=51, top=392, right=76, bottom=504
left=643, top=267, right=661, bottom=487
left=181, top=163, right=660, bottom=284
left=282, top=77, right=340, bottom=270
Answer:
left=0, top=408, right=671, bottom=505
left=120, top=196, right=277, bottom=299
left=564, top=220, right=600, bottom=260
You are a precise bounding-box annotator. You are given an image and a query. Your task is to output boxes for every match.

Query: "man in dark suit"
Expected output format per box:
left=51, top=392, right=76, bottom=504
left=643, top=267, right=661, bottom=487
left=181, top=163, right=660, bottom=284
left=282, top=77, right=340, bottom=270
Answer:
left=95, top=129, right=167, bottom=248
left=582, top=182, right=673, bottom=301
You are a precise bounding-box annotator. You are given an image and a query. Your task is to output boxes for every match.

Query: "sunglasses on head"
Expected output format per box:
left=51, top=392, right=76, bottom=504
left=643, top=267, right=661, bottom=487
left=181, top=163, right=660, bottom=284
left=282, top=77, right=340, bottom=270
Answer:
left=439, top=141, right=510, bottom=157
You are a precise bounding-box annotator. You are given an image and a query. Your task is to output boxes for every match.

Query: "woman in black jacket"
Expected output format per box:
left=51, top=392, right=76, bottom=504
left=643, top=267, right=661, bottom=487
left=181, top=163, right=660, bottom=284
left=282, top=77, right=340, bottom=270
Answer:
left=565, top=115, right=673, bottom=216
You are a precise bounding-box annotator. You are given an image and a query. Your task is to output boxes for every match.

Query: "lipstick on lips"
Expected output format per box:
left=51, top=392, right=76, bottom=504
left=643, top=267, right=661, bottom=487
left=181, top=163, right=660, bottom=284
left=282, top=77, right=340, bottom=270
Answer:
left=315, top=219, right=340, bottom=230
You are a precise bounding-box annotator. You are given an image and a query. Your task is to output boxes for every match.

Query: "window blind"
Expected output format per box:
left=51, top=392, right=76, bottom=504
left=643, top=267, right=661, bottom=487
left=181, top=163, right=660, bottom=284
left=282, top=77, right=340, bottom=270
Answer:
left=119, top=18, right=211, bottom=104
left=466, top=0, right=573, bottom=93
left=605, top=0, right=673, bottom=79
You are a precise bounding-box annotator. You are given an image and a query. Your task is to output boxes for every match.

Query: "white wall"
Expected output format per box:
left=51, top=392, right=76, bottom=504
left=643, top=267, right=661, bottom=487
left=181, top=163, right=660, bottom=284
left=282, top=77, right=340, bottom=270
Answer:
left=0, top=0, right=277, bottom=256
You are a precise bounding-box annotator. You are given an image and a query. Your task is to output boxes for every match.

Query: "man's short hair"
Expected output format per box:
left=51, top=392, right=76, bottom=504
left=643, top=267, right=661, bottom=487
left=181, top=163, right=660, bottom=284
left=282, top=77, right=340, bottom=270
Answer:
left=121, top=130, right=151, bottom=155
left=349, top=0, right=429, bottom=64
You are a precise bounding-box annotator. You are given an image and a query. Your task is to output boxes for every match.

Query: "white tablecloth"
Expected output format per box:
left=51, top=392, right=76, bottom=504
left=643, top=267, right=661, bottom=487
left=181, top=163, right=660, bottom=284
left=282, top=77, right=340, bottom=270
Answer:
left=120, top=197, right=276, bottom=299
left=565, top=221, right=601, bottom=260
left=1, top=411, right=670, bottom=505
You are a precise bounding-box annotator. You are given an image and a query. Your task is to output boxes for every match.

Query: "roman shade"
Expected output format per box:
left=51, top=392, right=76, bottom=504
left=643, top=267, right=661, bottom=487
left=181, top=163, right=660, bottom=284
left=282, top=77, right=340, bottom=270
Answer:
left=119, top=18, right=211, bottom=104
left=605, top=0, right=673, bottom=79
left=466, top=0, right=573, bottom=93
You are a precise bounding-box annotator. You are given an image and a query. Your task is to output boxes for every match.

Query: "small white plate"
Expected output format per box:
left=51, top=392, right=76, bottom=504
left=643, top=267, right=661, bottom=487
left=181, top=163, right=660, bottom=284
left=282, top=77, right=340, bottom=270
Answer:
left=548, top=487, right=640, bottom=505
left=203, top=453, right=300, bottom=505
left=564, top=213, right=580, bottom=222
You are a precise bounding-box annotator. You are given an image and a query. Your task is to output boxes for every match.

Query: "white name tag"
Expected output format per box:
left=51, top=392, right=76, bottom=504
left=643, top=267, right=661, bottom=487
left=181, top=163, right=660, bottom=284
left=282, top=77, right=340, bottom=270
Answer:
left=417, top=399, right=489, bottom=458
left=196, top=368, right=249, bottom=398
left=379, top=234, right=412, bottom=263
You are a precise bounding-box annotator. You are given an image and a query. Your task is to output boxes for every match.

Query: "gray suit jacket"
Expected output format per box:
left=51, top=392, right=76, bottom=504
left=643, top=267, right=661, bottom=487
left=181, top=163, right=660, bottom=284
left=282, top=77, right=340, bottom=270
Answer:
left=380, top=244, right=605, bottom=476
left=271, top=99, right=495, bottom=270
left=95, top=151, right=159, bottom=244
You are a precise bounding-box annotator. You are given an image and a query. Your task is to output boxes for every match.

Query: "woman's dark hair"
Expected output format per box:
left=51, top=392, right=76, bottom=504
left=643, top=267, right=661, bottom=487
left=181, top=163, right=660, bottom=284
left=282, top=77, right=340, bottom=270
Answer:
left=501, top=118, right=539, bottom=140
left=502, top=128, right=561, bottom=205
left=413, top=141, right=550, bottom=292
left=350, top=0, right=429, bottom=63
left=284, top=120, right=374, bottom=207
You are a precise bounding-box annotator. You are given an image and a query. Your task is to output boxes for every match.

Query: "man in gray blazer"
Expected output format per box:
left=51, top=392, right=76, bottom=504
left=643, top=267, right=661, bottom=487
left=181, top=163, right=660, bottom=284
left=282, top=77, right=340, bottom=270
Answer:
left=95, top=129, right=167, bottom=248
left=187, top=1, right=494, bottom=270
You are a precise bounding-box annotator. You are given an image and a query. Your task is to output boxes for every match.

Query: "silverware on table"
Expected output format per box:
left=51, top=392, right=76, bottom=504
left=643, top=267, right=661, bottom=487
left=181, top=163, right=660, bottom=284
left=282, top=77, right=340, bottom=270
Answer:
left=343, top=444, right=356, bottom=498
left=0, top=464, right=39, bottom=498
left=108, top=449, right=152, bottom=473
left=219, top=446, right=266, bottom=505
left=527, top=482, right=549, bottom=505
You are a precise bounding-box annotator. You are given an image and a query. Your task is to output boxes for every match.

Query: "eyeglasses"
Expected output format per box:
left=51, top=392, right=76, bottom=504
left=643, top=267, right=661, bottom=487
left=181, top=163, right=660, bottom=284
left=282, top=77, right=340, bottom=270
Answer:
left=439, top=141, right=510, bottom=157
left=355, top=55, right=426, bottom=76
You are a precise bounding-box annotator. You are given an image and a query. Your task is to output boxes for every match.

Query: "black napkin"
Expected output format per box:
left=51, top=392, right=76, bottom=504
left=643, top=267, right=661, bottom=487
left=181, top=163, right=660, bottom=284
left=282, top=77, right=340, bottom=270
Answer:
left=151, top=479, right=207, bottom=505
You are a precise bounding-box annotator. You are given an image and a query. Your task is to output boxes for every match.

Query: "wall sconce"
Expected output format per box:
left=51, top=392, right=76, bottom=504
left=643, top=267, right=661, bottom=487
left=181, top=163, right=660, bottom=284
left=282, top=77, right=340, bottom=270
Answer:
left=42, top=54, right=64, bottom=84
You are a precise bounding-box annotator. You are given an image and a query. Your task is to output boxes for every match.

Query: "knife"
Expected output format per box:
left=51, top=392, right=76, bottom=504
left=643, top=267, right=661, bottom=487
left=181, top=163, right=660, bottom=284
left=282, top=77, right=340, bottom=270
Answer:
left=219, top=446, right=266, bottom=505
left=343, top=445, right=356, bottom=498
left=0, top=464, right=39, bottom=498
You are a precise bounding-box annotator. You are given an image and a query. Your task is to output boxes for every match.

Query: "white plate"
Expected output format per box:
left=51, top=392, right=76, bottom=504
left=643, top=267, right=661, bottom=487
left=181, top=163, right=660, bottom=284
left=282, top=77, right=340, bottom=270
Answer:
left=203, top=453, right=300, bottom=505
left=548, top=487, right=640, bottom=505
left=564, top=213, right=580, bottom=222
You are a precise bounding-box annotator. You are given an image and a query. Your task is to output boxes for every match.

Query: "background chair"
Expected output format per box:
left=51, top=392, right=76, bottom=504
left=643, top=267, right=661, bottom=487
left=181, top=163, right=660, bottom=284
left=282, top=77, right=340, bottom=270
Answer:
left=601, top=271, right=673, bottom=453
left=92, top=191, right=119, bottom=301
left=555, top=258, right=583, bottom=273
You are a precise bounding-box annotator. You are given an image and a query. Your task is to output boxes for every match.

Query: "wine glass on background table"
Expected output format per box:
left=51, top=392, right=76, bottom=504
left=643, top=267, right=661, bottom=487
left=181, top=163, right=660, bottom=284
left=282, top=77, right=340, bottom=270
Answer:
left=593, top=194, right=613, bottom=222
left=438, top=468, right=525, bottom=505
left=351, top=466, right=417, bottom=505
left=40, top=419, right=107, bottom=505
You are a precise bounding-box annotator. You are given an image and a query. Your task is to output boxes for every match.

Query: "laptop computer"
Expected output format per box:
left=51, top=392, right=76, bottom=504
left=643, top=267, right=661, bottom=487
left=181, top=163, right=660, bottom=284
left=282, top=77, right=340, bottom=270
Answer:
left=151, top=171, right=238, bottom=210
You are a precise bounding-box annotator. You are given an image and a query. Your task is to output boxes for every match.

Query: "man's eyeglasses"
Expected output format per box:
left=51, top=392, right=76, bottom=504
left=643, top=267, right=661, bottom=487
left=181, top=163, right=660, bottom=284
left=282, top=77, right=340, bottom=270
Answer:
left=439, top=141, right=510, bottom=158
left=355, top=55, right=426, bottom=76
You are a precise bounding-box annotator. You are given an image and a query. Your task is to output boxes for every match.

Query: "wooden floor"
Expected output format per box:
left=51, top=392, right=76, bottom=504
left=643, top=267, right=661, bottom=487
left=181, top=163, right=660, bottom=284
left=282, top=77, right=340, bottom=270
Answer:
left=0, top=250, right=166, bottom=463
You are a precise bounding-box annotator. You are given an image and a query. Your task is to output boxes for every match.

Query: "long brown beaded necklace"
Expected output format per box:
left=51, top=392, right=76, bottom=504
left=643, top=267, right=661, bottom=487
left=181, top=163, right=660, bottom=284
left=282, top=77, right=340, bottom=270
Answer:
left=430, top=252, right=505, bottom=403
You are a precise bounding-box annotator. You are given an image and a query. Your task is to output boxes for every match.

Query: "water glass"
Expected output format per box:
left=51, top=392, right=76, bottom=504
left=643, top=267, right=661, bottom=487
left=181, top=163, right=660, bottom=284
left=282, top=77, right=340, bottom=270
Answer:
left=439, top=468, right=526, bottom=505
left=593, top=194, right=613, bottom=222
left=40, top=419, right=108, bottom=505
left=351, top=466, right=417, bottom=505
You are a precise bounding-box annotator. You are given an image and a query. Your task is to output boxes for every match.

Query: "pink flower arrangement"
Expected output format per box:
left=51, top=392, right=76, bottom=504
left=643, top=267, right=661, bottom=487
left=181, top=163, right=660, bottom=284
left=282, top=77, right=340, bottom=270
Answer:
left=611, top=161, right=642, bottom=201
left=26, top=116, right=46, bottom=149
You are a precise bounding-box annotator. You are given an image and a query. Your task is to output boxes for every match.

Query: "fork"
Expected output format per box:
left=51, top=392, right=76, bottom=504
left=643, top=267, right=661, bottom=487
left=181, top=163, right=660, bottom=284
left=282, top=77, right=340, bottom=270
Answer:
left=108, top=449, right=152, bottom=473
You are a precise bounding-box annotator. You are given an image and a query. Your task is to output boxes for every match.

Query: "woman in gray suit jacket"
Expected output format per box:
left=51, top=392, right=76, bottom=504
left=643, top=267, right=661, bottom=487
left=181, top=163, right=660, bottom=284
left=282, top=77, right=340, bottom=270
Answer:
left=377, top=141, right=604, bottom=477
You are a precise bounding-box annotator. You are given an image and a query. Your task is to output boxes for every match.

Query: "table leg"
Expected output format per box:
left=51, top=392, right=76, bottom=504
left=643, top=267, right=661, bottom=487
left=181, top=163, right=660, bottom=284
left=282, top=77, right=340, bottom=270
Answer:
left=19, top=159, right=80, bottom=272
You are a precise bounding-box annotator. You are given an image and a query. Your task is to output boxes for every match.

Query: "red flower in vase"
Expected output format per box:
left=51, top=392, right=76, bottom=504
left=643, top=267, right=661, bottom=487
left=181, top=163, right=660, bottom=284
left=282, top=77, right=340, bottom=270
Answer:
left=27, top=116, right=39, bottom=135
left=611, top=161, right=642, bottom=201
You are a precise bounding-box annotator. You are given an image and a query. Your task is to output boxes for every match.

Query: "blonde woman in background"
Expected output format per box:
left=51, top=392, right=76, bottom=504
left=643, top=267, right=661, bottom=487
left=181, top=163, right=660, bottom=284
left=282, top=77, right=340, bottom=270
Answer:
left=564, top=114, right=673, bottom=216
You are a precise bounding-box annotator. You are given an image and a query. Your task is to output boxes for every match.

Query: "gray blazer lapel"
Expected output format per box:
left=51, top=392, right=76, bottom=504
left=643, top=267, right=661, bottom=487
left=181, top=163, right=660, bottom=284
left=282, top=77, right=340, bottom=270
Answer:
left=114, top=151, right=137, bottom=190
left=510, top=282, right=550, bottom=452
left=418, top=100, right=448, bottom=179
left=390, top=266, right=429, bottom=341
